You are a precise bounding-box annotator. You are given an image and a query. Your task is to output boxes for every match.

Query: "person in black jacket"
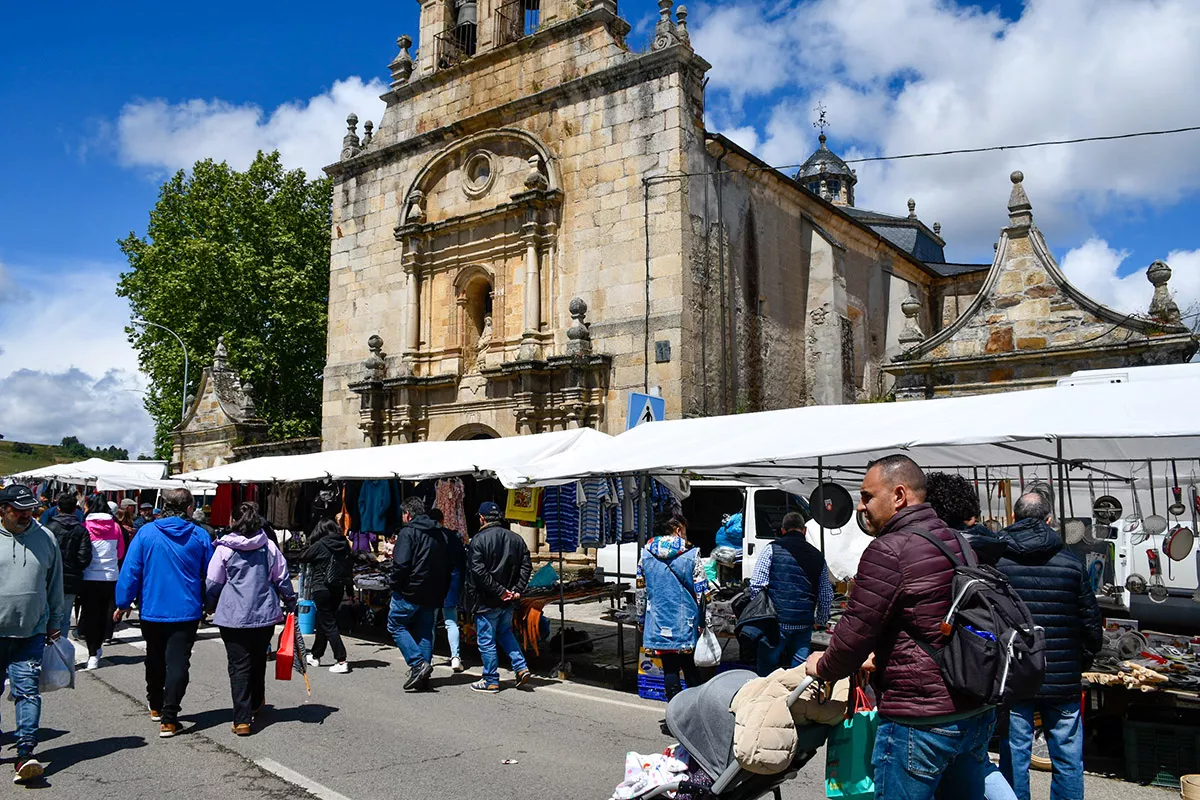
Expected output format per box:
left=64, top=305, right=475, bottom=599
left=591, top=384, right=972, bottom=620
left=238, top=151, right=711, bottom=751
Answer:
left=299, top=518, right=356, bottom=674
left=465, top=502, right=532, bottom=693
left=387, top=497, right=451, bottom=692
left=44, top=493, right=92, bottom=638
left=997, top=491, right=1103, bottom=800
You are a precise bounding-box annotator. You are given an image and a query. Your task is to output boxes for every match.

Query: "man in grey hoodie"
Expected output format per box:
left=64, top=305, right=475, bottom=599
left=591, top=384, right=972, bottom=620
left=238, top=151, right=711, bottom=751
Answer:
left=0, top=484, right=65, bottom=784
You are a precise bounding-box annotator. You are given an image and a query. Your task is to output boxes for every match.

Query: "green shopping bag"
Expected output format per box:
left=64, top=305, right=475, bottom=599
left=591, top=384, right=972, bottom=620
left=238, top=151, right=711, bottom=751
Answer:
left=825, top=684, right=878, bottom=800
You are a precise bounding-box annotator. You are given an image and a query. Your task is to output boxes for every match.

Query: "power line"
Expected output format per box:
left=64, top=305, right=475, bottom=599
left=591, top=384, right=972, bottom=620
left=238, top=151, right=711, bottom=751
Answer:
left=842, top=125, right=1200, bottom=165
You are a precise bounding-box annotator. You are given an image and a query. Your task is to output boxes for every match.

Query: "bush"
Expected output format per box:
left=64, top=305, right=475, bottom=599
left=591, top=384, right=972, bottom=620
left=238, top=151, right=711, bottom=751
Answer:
left=13, top=442, right=34, bottom=455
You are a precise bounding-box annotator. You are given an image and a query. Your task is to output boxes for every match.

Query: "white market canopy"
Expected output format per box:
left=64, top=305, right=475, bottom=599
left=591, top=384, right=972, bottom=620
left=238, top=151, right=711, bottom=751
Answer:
left=495, top=377, right=1200, bottom=488
left=8, top=458, right=216, bottom=493
left=176, top=427, right=611, bottom=484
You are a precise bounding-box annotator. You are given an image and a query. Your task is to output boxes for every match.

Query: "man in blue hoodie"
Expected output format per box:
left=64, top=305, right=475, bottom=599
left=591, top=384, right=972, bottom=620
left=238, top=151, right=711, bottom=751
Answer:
left=0, top=484, right=65, bottom=784
left=115, top=488, right=213, bottom=738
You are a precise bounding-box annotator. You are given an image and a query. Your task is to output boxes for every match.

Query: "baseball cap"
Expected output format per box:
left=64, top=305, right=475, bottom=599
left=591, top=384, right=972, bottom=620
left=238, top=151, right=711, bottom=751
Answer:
left=478, top=501, right=501, bottom=517
left=0, top=485, right=39, bottom=510
left=139, top=503, right=154, bottom=510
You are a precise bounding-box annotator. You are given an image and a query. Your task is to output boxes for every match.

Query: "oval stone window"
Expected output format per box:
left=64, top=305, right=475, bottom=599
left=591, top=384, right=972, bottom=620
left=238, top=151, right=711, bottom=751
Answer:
left=462, top=151, right=496, bottom=198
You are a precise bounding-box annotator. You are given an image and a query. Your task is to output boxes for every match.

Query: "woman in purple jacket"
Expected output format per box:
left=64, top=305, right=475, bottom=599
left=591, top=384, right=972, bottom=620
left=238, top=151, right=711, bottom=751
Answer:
left=205, top=502, right=296, bottom=736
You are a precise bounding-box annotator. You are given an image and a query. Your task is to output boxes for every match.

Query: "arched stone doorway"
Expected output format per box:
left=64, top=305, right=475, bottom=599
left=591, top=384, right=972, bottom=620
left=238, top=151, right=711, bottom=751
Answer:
left=447, top=423, right=500, bottom=441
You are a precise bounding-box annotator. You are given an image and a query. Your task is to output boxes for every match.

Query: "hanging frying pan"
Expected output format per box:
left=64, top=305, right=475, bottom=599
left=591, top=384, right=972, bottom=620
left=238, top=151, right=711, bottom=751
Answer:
left=856, top=508, right=869, bottom=534
left=1146, top=549, right=1169, bottom=604
left=1090, top=474, right=1122, bottom=530
left=1144, top=461, right=1168, bottom=538
left=808, top=483, right=854, bottom=529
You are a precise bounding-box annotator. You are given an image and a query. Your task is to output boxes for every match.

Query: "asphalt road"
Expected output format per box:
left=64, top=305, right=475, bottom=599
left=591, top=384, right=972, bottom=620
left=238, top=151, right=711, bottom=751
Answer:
left=4, top=622, right=1176, bottom=800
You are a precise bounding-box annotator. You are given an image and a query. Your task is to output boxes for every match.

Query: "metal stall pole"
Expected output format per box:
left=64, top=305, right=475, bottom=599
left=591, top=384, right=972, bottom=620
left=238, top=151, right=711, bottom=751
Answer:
left=1056, top=441, right=1067, bottom=527
left=558, top=519, right=568, bottom=680
left=818, top=457, right=826, bottom=555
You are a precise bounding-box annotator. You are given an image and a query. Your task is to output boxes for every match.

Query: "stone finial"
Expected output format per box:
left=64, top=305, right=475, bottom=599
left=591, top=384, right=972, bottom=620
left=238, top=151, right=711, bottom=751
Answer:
left=566, top=297, right=593, bottom=356
left=404, top=190, right=425, bottom=224
left=341, top=113, right=361, bottom=161
left=898, top=295, right=925, bottom=346
left=239, top=381, right=258, bottom=417
left=389, top=35, right=414, bottom=88
left=907, top=198, right=917, bottom=219
left=590, top=0, right=618, bottom=11
left=524, top=154, right=549, bottom=190
left=361, top=120, right=374, bottom=148
left=652, top=0, right=681, bottom=50
left=933, top=221, right=942, bottom=237
left=1147, top=260, right=1182, bottom=324
left=1007, top=170, right=1033, bottom=227
left=676, top=5, right=690, bottom=44
left=363, top=334, right=388, bottom=380
left=213, top=335, right=229, bottom=371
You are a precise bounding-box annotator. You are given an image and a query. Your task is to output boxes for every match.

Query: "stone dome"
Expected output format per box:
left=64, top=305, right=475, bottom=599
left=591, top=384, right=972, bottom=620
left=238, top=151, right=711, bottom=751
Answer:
left=797, top=134, right=854, bottom=181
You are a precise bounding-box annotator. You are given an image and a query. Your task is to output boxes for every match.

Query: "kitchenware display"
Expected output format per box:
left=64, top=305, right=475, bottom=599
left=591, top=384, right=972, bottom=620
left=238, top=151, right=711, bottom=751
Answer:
left=1147, top=549, right=1170, bottom=604
left=984, top=470, right=1001, bottom=532
left=1165, top=525, right=1195, bottom=562
left=1064, top=517, right=1089, bottom=545
left=1169, top=461, right=1187, bottom=516
left=855, top=508, right=869, bottom=534
left=1125, top=573, right=1147, bottom=594
left=808, top=482, right=854, bottom=529
left=1126, top=479, right=1149, bottom=544
left=1144, top=461, right=1168, bottom=537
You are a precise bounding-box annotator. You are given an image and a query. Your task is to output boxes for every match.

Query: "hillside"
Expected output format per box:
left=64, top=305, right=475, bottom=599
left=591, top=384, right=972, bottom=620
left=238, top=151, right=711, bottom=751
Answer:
left=0, top=440, right=84, bottom=477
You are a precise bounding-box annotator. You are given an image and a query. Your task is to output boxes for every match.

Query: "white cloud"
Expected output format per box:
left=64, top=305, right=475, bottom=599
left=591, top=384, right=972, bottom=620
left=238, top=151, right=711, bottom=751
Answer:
left=0, top=261, right=154, bottom=455
left=116, top=76, right=389, bottom=177
left=0, top=368, right=151, bottom=457
left=692, top=0, right=1200, bottom=261
left=1061, top=239, right=1200, bottom=320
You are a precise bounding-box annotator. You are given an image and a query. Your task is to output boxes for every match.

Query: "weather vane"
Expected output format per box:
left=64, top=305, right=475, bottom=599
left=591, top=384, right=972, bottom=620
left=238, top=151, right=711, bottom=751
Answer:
left=813, top=102, right=829, bottom=133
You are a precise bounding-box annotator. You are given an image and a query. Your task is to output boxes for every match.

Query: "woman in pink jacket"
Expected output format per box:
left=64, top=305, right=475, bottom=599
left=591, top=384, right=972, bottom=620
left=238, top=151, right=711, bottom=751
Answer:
left=81, top=494, right=125, bottom=670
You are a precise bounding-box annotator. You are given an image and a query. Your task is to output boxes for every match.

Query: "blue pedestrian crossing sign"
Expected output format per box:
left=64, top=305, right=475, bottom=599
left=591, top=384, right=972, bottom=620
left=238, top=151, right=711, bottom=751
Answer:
left=626, top=392, right=665, bottom=431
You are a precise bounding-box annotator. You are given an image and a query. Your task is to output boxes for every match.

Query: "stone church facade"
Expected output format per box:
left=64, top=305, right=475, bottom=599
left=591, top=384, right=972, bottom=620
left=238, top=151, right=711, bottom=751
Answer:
left=318, top=0, right=1195, bottom=450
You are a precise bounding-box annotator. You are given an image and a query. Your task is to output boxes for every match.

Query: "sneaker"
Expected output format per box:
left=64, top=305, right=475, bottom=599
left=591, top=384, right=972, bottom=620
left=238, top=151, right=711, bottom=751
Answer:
left=306, top=654, right=320, bottom=668
left=515, top=669, right=532, bottom=687
left=450, top=656, right=463, bottom=673
left=13, top=756, right=43, bottom=784
left=149, top=708, right=162, bottom=722
left=232, top=723, right=252, bottom=736
left=86, top=655, right=100, bottom=671
left=403, top=662, right=433, bottom=690
left=159, top=722, right=180, bottom=738
left=329, top=661, right=350, bottom=674
left=470, top=679, right=500, bottom=693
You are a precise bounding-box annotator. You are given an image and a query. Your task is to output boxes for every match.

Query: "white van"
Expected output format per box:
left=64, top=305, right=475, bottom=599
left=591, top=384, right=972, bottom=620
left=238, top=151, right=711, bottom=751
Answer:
left=597, top=479, right=870, bottom=583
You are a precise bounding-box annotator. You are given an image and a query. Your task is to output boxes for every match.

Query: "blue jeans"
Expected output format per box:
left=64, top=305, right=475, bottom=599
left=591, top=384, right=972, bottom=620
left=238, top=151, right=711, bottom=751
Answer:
left=755, top=627, right=812, bottom=676
left=1001, top=700, right=1084, bottom=800
left=438, top=607, right=460, bottom=659
left=475, top=606, right=527, bottom=685
left=387, top=595, right=435, bottom=668
left=1, top=636, right=44, bottom=757
left=873, top=708, right=996, bottom=800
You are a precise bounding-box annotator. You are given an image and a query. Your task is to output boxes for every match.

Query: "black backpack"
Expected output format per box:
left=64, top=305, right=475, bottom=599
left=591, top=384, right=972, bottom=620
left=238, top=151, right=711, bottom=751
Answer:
left=912, top=529, right=1046, bottom=705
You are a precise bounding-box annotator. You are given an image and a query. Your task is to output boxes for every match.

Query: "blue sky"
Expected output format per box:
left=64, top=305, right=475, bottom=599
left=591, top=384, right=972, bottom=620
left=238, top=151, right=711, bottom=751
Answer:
left=2, top=0, right=1198, bottom=456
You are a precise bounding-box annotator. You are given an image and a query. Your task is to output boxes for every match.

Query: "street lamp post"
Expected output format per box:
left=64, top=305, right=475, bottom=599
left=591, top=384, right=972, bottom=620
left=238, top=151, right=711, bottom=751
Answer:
left=133, top=318, right=189, bottom=421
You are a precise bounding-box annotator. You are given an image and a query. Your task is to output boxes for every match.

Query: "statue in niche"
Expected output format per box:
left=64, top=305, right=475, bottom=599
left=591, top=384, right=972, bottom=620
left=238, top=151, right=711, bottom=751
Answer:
left=475, top=315, right=493, bottom=370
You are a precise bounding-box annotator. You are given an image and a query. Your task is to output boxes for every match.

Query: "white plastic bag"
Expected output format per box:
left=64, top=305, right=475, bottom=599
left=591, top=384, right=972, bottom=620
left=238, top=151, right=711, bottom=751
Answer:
left=694, top=627, right=722, bottom=667
left=40, top=638, right=75, bottom=693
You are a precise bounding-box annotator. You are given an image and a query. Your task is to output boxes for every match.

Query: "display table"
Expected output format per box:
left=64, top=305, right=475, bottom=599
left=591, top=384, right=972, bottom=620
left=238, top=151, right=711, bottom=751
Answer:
left=517, top=582, right=631, bottom=682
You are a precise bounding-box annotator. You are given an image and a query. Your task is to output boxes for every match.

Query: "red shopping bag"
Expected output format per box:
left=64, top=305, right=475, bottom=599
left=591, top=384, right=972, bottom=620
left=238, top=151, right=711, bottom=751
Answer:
left=275, top=613, right=297, bottom=681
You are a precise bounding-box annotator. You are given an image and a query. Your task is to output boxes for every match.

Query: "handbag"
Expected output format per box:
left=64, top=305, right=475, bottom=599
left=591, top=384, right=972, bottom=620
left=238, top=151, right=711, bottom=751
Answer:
left=694, top=626, right=722, bottom=667
left=825, top=679, right=878, bottom=800
left=275, top=613, right=297, bottom=681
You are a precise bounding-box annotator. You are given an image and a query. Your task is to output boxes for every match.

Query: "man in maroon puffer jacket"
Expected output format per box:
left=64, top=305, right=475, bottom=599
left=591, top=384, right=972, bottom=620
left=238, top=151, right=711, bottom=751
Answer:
left=806, top=455, right=994, bottom=800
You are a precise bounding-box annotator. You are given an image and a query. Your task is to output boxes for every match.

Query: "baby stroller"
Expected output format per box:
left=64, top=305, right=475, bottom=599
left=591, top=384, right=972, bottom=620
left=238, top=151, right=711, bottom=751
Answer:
left=643, top=669, right=830, bottom=800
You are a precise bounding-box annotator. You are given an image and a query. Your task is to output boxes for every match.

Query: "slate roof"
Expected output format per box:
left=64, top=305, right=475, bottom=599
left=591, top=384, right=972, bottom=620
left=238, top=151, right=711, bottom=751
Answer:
left=798, top=134, right=854, bottom=180
left=920, top=261, right=992, bottom=278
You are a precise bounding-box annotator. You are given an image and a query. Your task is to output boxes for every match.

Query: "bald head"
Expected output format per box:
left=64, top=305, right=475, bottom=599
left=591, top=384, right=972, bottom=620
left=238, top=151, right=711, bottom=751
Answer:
left=858, top=454, right=927, bottom=536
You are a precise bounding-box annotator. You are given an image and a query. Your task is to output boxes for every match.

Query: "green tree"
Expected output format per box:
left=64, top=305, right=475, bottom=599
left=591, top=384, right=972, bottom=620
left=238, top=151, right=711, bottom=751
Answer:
left=118, top=151, right=332, bottom=457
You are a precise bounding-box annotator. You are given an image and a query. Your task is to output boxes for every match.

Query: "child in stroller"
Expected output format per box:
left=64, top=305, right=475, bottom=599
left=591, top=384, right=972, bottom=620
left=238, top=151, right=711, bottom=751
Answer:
left=627, top=669, right=831, bottom=800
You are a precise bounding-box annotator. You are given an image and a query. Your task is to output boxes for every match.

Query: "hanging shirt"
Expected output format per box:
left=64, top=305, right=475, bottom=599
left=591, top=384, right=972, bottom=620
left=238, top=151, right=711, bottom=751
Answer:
left=358, top=480, right=392, bottom=534
left=541, top=484, right=580, bottom=553
left=435, top=478, right=468, bottom=542
left=579, top=477, right=611, bottom=548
